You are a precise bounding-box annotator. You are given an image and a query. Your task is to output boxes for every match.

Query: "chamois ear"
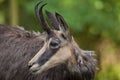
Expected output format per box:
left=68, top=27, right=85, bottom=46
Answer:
left=55, top=12, right=71, bottom=40
left=55, top=12, right=69, bottom=32
left=45, top=10, right=60, bottom=30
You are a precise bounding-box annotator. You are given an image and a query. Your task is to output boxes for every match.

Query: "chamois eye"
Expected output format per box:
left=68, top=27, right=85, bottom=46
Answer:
left=50, top=39, right=60, bottom=49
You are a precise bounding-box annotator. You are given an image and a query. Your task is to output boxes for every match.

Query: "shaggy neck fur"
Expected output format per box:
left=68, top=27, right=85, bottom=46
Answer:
left=35, top=65, right=82, bottom=80
left=35, top=62, right=95, bottom=80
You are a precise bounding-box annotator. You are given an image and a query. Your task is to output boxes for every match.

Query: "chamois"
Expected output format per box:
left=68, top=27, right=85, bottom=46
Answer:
left=0, top=1, right=97, bottom=80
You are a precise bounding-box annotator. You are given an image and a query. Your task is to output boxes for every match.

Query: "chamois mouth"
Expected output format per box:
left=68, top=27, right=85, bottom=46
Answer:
left=29, top=64, right=41, bottom=74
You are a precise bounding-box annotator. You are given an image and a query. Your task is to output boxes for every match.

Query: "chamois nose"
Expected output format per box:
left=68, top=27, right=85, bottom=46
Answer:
left=28, top=62, right=35, bottom=69
left=28, top=64, right=32, bottom=69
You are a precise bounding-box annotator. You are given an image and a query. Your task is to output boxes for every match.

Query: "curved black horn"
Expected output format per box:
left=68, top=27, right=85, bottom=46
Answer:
left=45, top=10, right=60, bottom=30
left=35, top=1, right=52, bottom=34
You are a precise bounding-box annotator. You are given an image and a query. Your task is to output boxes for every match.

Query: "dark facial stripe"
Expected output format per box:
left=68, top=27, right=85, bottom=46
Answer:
left=37, top=48, right=59, bottom=66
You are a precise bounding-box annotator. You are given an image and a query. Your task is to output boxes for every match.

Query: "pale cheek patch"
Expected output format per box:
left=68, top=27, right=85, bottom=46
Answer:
left=53, top=46, right=72, bottom=62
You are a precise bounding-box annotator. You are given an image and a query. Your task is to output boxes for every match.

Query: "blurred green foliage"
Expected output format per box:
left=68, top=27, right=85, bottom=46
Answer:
left=0, top=0, right=120, bottom=80
left=19, top=0, right=120, bottom=45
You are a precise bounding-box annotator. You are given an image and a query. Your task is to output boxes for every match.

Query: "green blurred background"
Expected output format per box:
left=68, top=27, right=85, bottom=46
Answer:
left=0, top=0, right=120, bottom=80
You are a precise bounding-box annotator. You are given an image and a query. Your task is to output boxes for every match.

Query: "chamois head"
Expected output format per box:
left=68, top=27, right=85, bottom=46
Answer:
left=28, top=1, right=97, bottom=77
